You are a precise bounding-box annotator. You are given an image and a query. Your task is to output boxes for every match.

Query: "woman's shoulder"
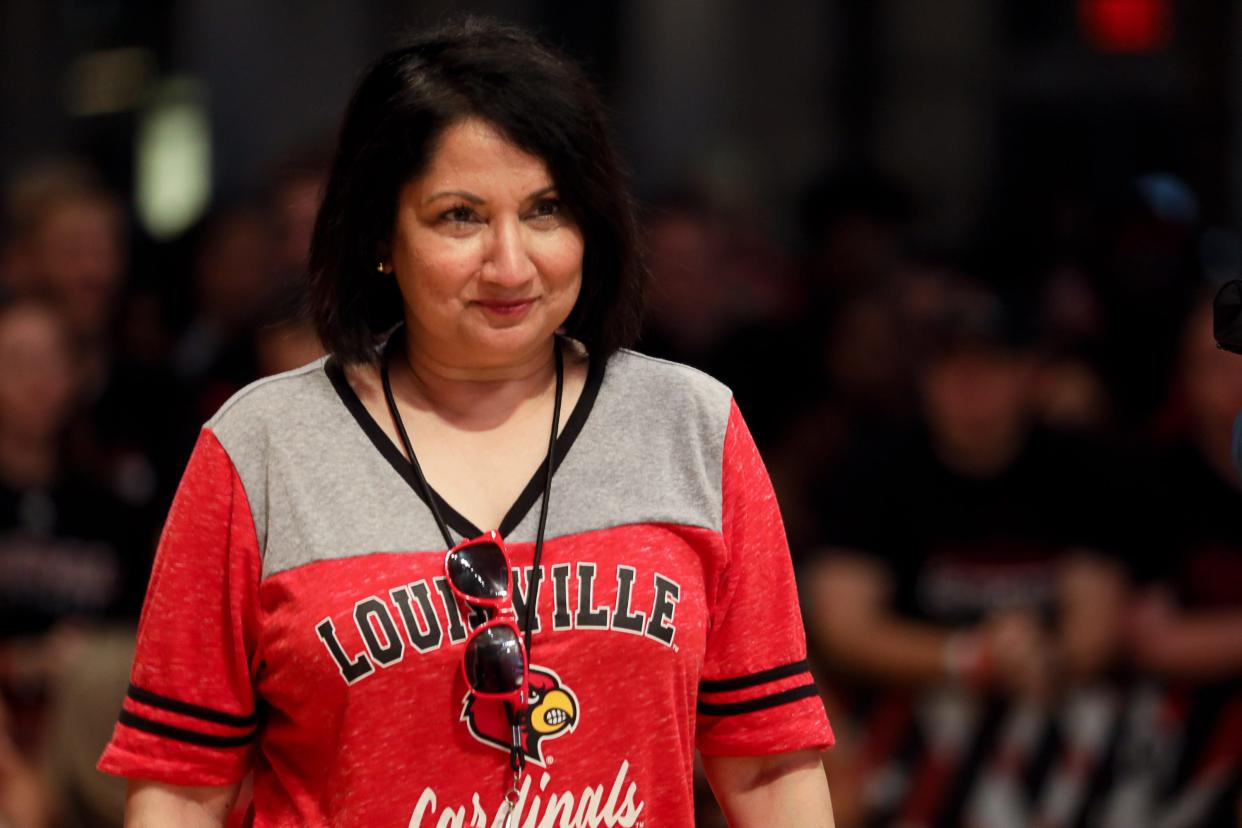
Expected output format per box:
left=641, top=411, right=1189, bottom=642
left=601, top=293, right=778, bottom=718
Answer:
left=592, top=348, right=737, bottom=460
left=601, top=348, right=734, bottom=414
left=204, top=355, right=336, bottom=436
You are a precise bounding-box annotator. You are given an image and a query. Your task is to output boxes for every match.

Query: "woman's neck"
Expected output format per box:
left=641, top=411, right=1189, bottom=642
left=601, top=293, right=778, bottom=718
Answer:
left=394, top=332, right=559, bottom=428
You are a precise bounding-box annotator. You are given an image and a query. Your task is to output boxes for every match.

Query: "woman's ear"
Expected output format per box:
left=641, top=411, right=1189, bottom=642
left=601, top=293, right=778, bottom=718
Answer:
left=375, top=242, right=393, bottom=274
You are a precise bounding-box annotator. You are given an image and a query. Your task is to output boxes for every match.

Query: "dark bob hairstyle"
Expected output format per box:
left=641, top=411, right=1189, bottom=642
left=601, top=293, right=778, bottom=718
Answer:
left=306, top=17, right=646, bottom=364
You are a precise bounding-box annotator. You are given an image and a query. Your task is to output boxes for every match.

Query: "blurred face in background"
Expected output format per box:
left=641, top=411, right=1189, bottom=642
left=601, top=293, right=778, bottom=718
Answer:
left=272, top=171, right=325, bottom=281
left=823, top=295, right=914, bottom=416
left=26, top=194, right=125, bottom=341
left=644, top=209, right=723, bottom=339
left=0, top=302, right=79, bottom=442
left=922, top=341, right=1034, bottom=473
left=194, top=208, right=275, bottom=328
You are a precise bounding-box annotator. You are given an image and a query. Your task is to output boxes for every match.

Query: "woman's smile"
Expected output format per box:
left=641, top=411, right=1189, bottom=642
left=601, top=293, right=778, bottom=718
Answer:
left=473, top=297, right=537, bottom=319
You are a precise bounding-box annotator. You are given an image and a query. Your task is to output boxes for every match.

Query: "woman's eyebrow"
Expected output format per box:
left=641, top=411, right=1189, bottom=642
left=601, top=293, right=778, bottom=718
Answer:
left=423, top=185, right=557, bottom=206
left=424, top=190, right=484, bottom=206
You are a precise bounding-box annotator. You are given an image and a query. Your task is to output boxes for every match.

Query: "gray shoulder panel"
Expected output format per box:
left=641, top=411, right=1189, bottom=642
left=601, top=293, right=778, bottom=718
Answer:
left=206, top=358, right=451, bottom=579
left=506, top=349, right=734, bottom=543
left=206, top=351, right=734, bottom=580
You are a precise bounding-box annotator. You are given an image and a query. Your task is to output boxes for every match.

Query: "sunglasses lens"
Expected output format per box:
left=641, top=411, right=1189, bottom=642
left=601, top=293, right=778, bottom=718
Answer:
left=448, top=541, right=509, bottom=601
left=464, top=625, right=525, bottom=694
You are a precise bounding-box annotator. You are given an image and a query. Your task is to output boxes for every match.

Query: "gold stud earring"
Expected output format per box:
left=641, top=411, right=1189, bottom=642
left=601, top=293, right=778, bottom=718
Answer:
left=376, top=261, right=390, bottom=274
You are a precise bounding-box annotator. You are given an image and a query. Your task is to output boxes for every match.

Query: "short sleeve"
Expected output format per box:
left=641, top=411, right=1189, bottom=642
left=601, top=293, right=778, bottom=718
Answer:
left=695, top=400, right=834, bottom=756
left=97, top=428, right=262, bottom=785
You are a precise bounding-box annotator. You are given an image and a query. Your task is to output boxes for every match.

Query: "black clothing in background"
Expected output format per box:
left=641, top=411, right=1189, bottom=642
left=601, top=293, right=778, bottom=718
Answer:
left=0, top=476, right=147, bottom=637
left=811, top=427, right=1127, bottom=625
left=1139, top=440, right=1242, bottom=609
left=1118, top=440, right=1242, bottom=828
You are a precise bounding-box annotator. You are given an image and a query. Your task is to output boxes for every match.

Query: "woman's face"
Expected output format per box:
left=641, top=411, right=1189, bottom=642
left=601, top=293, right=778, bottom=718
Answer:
left=388, top=118, right=584, bottom=369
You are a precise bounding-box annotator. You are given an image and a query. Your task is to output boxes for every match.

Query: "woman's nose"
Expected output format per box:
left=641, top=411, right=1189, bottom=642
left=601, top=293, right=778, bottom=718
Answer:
left=482, top=219, right=536, bottom=286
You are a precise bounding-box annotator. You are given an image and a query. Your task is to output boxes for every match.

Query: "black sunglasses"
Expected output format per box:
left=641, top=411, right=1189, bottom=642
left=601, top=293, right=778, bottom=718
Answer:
left=444, top=530, right=529, bottom=704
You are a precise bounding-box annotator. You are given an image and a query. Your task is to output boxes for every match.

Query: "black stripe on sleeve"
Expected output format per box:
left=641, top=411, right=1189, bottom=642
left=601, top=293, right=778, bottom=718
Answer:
left=127, top=684, right=259, bottom=728
left=696, top=683, right=820, bottom=717
left=118, top=710, right=256, bottom=748
left=698, top=659, right=811, bottom=694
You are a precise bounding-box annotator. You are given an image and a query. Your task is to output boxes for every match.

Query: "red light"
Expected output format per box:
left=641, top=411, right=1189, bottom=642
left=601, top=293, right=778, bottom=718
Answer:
left=1079, top=0, right=1171, bottom=53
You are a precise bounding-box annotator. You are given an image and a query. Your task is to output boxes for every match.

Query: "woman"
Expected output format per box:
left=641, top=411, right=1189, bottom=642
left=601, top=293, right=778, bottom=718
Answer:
left=99, top=19, right=834, bottom=826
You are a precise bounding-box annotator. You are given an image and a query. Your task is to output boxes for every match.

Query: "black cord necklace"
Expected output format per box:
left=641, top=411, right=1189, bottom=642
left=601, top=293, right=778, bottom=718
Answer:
left=379, top=331, right=564, bottom=779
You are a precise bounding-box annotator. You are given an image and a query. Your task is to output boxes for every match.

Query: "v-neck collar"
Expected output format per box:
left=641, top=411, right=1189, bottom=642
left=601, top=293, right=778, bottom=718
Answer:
left=325, top=341, right=605, bottom=542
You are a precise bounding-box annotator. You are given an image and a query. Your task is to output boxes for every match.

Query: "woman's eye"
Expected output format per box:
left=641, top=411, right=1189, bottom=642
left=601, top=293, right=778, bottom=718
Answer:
left=441, top=206, right=477, bottom=224
left=529, top=199, right=561, bottom=220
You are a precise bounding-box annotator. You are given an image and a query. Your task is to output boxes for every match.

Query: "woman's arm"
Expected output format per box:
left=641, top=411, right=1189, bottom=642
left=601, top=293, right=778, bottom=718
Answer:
left=124, top=780, right=239, bottom=828
left=701, top=749, right=834, bottom=828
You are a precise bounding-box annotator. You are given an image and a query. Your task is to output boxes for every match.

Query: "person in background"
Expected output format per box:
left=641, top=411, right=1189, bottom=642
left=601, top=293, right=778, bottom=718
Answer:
left=2, top=162, right=126, bottom=384
left=250, top=152, right=330, bottom=380
left=5, top=161, right=200, bottom=541
left=264, top=148, right=329, bottom=296
left=172, top=204, right=281, bottom=420
left=0, top=297, right=146, bottom=677
left=752, top=173, right=921, bottom=555
left=0, top=297, right=148, bottom=828
left=802, top=283, right=1126, bottom=827
left=1096, top=292, right=1242, bottom=827
left=768, top=287, right=920, bottom=554
left=638, top=198, right=734, bottom=368
left=1131, top=293, right=1242, bottom=679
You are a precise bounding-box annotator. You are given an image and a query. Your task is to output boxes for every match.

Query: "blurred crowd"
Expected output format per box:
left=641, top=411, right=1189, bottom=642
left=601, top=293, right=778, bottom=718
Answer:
left=0, top=152, right=1239, bottom=827
left=0, top=155, right=325, bottom=826
left=653, top=172, right=1242, bottom=827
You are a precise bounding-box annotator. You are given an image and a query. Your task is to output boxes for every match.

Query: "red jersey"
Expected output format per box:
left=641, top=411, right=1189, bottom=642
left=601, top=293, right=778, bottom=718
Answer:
left=99, top=349, right=833, bottom=826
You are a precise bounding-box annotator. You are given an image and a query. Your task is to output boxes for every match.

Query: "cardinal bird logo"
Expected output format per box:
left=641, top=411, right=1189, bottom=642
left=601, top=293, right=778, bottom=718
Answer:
left=461, top=665, right=579, bottom=766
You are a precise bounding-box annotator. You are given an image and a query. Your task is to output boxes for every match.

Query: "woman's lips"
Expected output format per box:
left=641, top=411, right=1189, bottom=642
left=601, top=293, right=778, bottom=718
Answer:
left=475, top=298, right=535, bottom=317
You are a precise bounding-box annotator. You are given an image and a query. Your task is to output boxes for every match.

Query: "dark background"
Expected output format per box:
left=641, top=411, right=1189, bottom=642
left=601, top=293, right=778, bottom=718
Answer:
left=2, top=2, right=1240, bottom=827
